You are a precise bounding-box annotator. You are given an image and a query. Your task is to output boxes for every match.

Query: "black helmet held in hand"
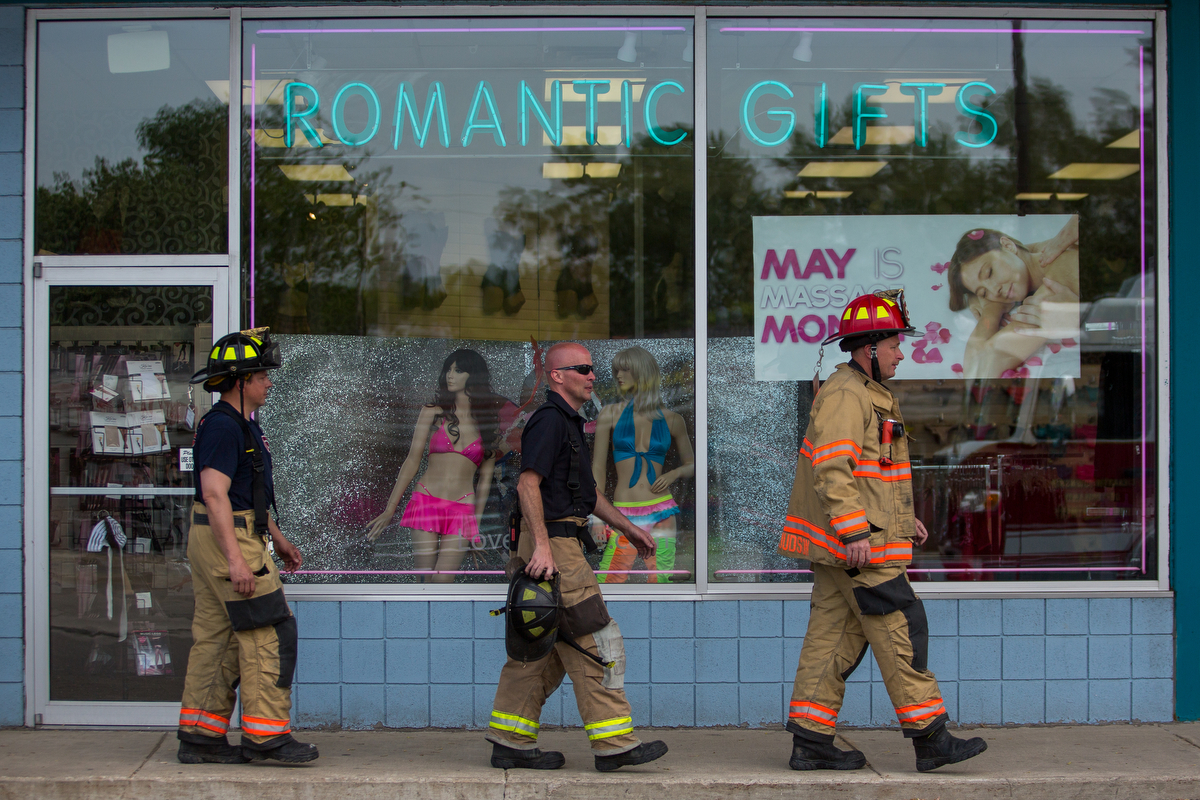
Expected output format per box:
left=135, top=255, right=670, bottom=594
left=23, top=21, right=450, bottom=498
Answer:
left=500, top=571, right=562, bottom=663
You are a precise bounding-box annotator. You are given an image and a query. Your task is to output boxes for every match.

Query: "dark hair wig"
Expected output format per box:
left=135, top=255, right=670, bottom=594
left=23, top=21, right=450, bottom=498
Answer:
left=430, top=348, right=503, bottom=459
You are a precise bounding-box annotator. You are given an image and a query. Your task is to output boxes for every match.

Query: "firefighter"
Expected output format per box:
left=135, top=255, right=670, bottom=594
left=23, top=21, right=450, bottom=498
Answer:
left=777, top=291, right=988, bottom=773
left=176, top=329, right=318, bottom=765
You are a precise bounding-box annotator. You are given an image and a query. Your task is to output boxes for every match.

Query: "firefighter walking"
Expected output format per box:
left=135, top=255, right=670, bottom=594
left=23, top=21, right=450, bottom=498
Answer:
left=176, top=329, right=318, bottom=765
left=778, top=291, right=988, bottom=773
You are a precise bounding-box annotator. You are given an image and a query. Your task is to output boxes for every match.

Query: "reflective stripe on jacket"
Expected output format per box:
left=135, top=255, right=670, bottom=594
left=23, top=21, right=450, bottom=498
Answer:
left=778, top=362, right=916, bottom=567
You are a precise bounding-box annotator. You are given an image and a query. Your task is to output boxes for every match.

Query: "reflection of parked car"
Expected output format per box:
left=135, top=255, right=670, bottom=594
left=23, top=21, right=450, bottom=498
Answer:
left=1080, top=273, right=1155, bottom=353
left=912, top=436, right=1147, bottom=582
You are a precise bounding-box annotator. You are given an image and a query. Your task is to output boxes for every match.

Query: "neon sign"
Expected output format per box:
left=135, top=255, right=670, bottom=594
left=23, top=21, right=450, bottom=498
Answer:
left=741, top=80, right=999, bottom=150
left=280, top=78, right=689, bottom=150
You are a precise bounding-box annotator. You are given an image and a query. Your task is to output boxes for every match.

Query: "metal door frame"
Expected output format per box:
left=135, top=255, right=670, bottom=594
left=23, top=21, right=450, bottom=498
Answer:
left=27, top=266, right=230, bottom=726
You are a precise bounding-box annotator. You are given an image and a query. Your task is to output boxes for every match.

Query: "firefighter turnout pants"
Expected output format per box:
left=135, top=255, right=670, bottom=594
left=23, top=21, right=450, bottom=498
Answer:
left=179, top=502, right=298, bottom=746
left=788, top=563, right=947, bottom=741
left=487, top=534, right=641, bottom=755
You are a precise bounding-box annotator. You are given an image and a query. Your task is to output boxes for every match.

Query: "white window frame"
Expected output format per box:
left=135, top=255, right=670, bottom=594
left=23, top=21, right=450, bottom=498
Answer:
left=21, top=8, right=1170, bottom=696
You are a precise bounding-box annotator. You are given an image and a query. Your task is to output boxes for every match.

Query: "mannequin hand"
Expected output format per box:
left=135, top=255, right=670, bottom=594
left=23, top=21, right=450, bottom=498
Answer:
left=844, top=539, right=870, bottom=569
left=526, top=542, right=556, bottom=580
left=228, top=556, right=256, bottom=598
left=591, top=519, right=609, bottom=545
left=365, top=512, right=393, bottom=542
left=650, top=472, right=675, bottom=493
left=914, top=519, right=929, bottom=546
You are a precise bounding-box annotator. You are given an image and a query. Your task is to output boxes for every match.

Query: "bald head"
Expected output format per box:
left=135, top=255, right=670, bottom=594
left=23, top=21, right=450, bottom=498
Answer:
left=544, top=342, right=594, bottom=409
left=545, top=342, right=590, bottom=372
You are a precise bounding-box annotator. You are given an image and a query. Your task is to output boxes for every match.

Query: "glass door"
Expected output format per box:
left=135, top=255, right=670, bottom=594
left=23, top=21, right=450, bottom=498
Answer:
left=32, top=267, right=229, bottom=725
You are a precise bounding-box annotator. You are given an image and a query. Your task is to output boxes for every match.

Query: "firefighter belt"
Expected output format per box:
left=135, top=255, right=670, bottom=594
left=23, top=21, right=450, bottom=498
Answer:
left=486, top=526, right=638, bottom=755
left=179, top=502, right=297, bottom=745
left=788, top=563, right=947, bottom=742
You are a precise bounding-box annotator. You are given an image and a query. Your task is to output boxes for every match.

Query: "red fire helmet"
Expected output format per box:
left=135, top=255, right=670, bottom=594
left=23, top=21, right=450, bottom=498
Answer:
left=822, top=289, right=918, bottom=346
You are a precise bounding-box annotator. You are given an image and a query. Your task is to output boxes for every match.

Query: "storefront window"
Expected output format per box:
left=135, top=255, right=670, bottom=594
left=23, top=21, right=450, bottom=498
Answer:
left=244, top=18, right=696, bottom=584
left=35, top=20, right=230, bottom=255
left=706, top=18, right=1156, bottom=583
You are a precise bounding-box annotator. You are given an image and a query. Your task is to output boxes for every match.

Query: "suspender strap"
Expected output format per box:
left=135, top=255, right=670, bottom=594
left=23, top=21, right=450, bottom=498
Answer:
left=547, top=403, right=598, bottom=553
left=200, top=405, right=273, bottom=539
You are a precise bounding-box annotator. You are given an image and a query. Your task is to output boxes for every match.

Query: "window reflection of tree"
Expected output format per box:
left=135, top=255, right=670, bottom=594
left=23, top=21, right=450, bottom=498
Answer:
left=36, top=99, right=228, bottom=256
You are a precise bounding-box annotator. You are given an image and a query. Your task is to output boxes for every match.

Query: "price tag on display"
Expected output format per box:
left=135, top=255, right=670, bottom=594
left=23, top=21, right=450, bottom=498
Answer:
left=179, top=448, right=194, bottom=472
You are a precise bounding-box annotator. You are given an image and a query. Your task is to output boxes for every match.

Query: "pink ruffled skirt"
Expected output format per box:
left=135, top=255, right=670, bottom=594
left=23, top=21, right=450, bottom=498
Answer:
left=399, top=492, right=481, bottom=545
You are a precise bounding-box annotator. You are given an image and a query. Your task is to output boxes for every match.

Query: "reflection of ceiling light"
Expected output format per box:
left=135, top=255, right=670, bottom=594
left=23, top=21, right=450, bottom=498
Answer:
left=1107, top=131, right=1140, bottom=149
left=304, top=193, right=369, bottom=206
left=1016, top=192, right=1089, bottom=201
left=682, top=39, right=693, bottom=63
left=547, top=126, right=623, bottom=146
left=867, top=80, right=967, bottom=104
left=585, top=163, right=621, bottom=178
left=552, top=78, right=645, bottom=103
left=543, top=163, right=584, bottom=179
left=828, top=126, right=915, bottom=146
left=108, top=28, right=170, bottom=74
left=617, top=32, right=637, bottom=63
left=278, top=164, right=354, bottom=181
left=1047, top=163, right=1139, bottom=180
left=798, top=162, right=887, bottom=178
left=786, top=189, right=853, bottom=199
left=208, top=79, right=294, bottom=106
left=308, top=212, right=317, bottom=220
left=255, top=128, right=339, bottom=148
left=792, top=31, right=813, bottom=62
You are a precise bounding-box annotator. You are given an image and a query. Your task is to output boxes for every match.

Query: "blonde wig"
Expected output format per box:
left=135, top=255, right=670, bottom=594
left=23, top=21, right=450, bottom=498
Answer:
left=611, top=346, right=665, bottom=415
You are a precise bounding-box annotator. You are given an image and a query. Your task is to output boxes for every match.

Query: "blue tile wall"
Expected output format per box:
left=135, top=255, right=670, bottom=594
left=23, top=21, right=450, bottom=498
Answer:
left=279, top=597, right=1177, bottom=731
left=0, top=6, right=22, bottom=727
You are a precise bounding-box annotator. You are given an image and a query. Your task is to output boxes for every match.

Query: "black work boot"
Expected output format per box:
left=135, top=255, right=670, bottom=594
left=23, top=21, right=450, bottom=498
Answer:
left=490, top=742, right=565, bottom=770
left=177, top=733, right=248, bottom=764
left=594, top=740, right=668, bottom=772
left=241, top=733, right=320, bottom=764
left=789, top=735, right=867, bottom=770
left=913, top=726, right=987, bottom=772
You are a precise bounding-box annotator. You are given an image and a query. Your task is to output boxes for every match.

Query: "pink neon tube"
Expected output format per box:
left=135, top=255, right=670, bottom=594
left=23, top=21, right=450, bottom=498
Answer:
left=258, top=26, right=686, bottom=35
left=249, top=44, right=256, bottom=328
left=1139, top=45, right=1148, bottom=574
left=719, top=26, right=1143, bottom=36
left=715, top=566, right=1141, bottom=575
left=289, top=570, right=691, bottom=576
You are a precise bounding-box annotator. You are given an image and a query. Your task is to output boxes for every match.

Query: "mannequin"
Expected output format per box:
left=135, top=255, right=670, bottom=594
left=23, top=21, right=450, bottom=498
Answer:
left=591, top=346, right=694, bottom=583
left=366, top=349, right=500, bottom=582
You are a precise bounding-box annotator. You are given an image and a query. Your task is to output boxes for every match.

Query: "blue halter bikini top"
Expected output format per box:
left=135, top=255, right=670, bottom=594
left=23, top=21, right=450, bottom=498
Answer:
left=612, top=402, right=670, bottom=488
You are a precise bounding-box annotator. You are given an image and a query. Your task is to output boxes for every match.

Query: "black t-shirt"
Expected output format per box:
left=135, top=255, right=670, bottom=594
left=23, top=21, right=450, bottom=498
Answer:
left=192, top=401, right=275, bottom=511
left=520, top=390, right=597, bottom=519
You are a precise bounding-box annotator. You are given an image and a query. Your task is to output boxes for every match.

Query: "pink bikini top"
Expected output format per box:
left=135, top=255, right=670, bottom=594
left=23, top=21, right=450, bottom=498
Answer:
left=428, top=420, right=484, bottom=467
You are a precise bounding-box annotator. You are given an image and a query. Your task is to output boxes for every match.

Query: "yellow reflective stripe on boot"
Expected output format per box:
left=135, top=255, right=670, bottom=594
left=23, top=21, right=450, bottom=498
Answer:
left=585, top=716, right=634, bottom=741
left=489, top=711, right=540, bottom=738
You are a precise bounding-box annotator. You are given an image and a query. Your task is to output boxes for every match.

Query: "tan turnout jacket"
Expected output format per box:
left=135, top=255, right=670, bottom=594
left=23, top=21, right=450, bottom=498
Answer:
left=778, top=362, right=916, bottom=567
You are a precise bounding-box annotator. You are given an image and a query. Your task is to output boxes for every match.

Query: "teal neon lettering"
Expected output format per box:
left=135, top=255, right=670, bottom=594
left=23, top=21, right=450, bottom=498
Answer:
left=853, top=84, right=889, bottom=150
left=644, top=81, right=687, bottom=146
left=520, top=80, right=561, bottom=146
left=394, top=82, right=449, bottom=149
left=572, top=80, right=608, bottom=145
left=955, top=81, right=998, bottom=149
left=814, top=83, right=827, bottom=149
left=898, top=83, right=945, bottom=147
left=462, top=81, right=507, bottom=148
left=331, top=82, right=381, bottom=147
left=621, top=80, right=633, bottom=147
left=741, top=81, right=795, bottom=148
left=284, top=82, right=321, bottom=148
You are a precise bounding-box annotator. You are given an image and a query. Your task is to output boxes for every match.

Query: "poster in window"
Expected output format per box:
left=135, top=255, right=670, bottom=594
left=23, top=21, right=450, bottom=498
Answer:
left=753, top=215, right=1080, bottom=381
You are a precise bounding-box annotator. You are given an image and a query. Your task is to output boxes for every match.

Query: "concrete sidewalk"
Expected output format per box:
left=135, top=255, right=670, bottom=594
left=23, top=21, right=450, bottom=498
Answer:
left=1, top=724, right=1198, bottom=800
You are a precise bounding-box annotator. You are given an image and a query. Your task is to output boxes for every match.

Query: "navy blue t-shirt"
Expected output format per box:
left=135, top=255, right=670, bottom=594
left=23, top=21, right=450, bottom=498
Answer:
left=193, top=401, right=275, bottom=511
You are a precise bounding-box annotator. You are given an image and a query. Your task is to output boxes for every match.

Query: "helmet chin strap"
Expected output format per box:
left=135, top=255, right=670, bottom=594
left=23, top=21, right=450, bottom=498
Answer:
left=870, top=343, right=882, bottom=383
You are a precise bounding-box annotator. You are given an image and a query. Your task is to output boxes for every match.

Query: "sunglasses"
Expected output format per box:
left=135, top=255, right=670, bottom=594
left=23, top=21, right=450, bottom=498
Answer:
left=554, top=364, right=595, bottom=376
